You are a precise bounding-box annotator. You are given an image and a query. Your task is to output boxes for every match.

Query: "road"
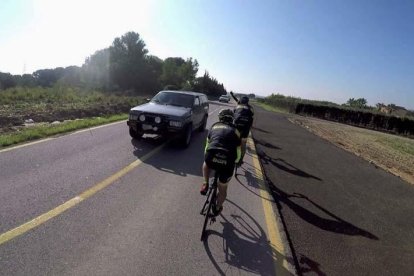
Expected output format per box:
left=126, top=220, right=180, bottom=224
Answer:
left=0, top=102, right=294, bottom=276
left=252, top=106, right=414, bottom=275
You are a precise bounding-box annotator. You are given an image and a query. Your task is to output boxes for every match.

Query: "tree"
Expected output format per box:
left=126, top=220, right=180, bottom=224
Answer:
left=83, top=48, right=111, bottom=89
left=59, top=66, right=83, bottom=86
left=0, top=72, right=16, bottom=89
left=346, top=98, right=367, bottom=109
left=18, top=74, right=36, bottom=87
left=159, top=57, right=198, bottom=89
left=109, top=32, right=149, bottom=92
left=33, top=68, right=65, bottom=87
left=193, top=71, right=227, bottom=97
left=142, top=55, right=163, bottom=93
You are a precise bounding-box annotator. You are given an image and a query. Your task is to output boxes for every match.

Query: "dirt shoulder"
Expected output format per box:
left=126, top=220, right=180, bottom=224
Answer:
left=290, top=115, right=414, bottom=185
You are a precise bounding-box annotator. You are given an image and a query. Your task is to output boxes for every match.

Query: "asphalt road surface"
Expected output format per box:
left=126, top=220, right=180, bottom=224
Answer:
left=251, top=106, right=414, bottom=276
left=0, top=102, right=294, bottom=276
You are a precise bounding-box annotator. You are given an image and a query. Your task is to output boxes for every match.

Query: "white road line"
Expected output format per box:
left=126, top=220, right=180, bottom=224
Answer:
left=0, top=121, right=125, bottom=153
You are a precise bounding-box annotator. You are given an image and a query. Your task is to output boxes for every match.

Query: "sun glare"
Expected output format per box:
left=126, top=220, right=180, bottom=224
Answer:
left=2, top=0, right=155, bottom=74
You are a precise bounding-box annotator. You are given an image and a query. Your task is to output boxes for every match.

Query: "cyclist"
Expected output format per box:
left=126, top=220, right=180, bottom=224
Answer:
left=200, top=109, right=241, bottom=216
left=230, top=92, right=254, bottom=166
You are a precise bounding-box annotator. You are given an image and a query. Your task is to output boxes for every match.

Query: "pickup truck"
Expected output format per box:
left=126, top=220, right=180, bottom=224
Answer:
left=127, top=90, right=209, bottom=147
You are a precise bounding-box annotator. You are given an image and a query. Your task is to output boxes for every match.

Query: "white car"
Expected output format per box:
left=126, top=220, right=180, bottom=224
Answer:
left=219, top=95, right=230, bottom=103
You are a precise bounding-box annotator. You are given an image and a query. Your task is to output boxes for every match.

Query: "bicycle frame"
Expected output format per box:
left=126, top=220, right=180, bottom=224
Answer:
left=200, top=171, right=219, bottom=241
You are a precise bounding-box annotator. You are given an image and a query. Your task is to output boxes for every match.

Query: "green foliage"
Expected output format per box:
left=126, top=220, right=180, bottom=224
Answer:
left=109, top=32, right=149, bottom=91
left=254, top=101, right=290, bottom=114
left=0, top=86, right=143, bottom=116
left=295, top=103, right=414, bottom=137
left=377, top=136, right=414, bottom=155
left=83, top=48, right=111, bottom=89
left=260, top=93, right=341, bottom=113
left=345, top=97, right=368, bottom=109
left=193, top=71, right=227, bottom=98
left=0, top=72, right=16, bottom=89
left=160, top=57, right=198, bottom=89
left=0, top=31, right=227, bottom=98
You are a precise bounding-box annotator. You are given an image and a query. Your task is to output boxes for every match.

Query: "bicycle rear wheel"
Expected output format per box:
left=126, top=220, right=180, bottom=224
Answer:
left=200, top=174, right=218, bottom=241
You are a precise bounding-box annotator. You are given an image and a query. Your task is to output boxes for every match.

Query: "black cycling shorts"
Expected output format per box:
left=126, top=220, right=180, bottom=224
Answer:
left=204, top=150, right=235, bottom=183
left=235, top=123, right=251, bottom=138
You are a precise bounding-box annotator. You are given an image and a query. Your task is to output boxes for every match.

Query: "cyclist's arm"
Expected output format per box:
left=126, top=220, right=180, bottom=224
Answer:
left=230, top=92, right=239, bottom=103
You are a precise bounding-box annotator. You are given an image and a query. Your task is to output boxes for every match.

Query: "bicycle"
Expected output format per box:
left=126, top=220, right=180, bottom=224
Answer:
left=200, top=171, right=219, bottom=241
left=234, top=161, right=242, bottom=176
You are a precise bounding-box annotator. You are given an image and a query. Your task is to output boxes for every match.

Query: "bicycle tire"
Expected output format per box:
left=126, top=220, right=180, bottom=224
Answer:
left=200, top=174, right=218, bottom=241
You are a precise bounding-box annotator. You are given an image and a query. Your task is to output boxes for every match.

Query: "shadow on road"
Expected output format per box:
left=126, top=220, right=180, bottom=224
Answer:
left=130, top=136, right=166, bottom=156
left=258, top=150, right=322, bottom=181
left=234, top=163, right=275, bottom=203
left=266, top=179, right=379, bottom=240
left=298, top=254, right=327, bottom=276
left=254, top=138, right=281, bottom=150
left=132, top=131, right=207, bottom=177
left=251, top=126, right=272, bottom=134
left=202, top=199, right=296, bottom=276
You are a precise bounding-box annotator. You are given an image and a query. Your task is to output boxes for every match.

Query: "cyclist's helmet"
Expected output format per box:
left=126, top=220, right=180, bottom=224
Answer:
left=218, top=109, right=234, bottom=124
left=240, top=96, right=249, bottom=104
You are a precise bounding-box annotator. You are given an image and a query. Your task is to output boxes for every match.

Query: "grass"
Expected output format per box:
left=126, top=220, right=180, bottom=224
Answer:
left=0, top=114, right=128, bottom=148
left=376, top=136, right=414, bottom=156
left=0, top=86, right=144, bottom=118
left=253, top=101, right=290, bottom=114
left=290, top=116, right=414, bottom=185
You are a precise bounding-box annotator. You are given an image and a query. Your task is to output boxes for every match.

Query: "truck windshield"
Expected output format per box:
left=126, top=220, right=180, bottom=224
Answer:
left=151, top=92, right=194, bottom=108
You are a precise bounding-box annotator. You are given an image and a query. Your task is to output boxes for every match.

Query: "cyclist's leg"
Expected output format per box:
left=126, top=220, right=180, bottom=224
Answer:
left=214, top=164, right=234, bottom=215
left=238, top=124, right=251, bottom=165
left=240, top=138, right=247, bottom=164
left=215, top=181, right=228, bottom=212
left=202, top=161, right=210, bottom=185
left=200, top=162, right=211, bottom=195
left=201, top=152, right=214, bottom=195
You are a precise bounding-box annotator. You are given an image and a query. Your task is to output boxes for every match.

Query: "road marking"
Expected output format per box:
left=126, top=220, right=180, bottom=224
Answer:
left=0, top=143, right=166, bottom=246
left=0, top=120, right=126, bottom=153
left=208, top=107, right=221, bottom=115
left=69, top=120, right=125, bottom=135
left=247, top=137, right=297, bottom=275
left=0, top=138, right=55, bottom=153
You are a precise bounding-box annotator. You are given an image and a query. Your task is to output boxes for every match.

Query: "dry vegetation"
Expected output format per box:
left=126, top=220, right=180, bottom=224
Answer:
left=290, top=116, right=414, bottom=185
left=0, top=86, right=143, bottom=134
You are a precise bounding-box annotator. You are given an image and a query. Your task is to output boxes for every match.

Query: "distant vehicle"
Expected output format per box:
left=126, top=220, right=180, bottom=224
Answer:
left=127, top=90, right=209, bottom=147
left=219, top=95, right=230, bottom=103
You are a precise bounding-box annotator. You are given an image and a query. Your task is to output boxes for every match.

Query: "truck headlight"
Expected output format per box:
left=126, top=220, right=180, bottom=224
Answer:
left=139, top=114, right=146, bottom=122
left=155, top=116, right=161, bottom=124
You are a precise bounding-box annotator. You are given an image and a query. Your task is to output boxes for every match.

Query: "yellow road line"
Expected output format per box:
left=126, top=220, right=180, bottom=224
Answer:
left=247, top=137, right=296, bottom=275
left=0, top=143, right=166, bottom=246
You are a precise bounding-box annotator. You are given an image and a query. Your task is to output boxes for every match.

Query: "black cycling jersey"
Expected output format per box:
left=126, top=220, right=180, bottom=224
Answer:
left=234, top=104, right=254, bottom=127
left=234, top=104, right=254, bottom=121
left=206, top=122, right=241, bottom=161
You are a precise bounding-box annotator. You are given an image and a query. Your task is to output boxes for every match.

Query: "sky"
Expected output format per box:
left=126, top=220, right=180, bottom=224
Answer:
left=1, top=0, right=413, bottom=109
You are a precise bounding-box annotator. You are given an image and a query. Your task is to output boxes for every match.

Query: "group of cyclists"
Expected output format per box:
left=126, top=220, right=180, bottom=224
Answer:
left=200, top=92, right=254, bottom=216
